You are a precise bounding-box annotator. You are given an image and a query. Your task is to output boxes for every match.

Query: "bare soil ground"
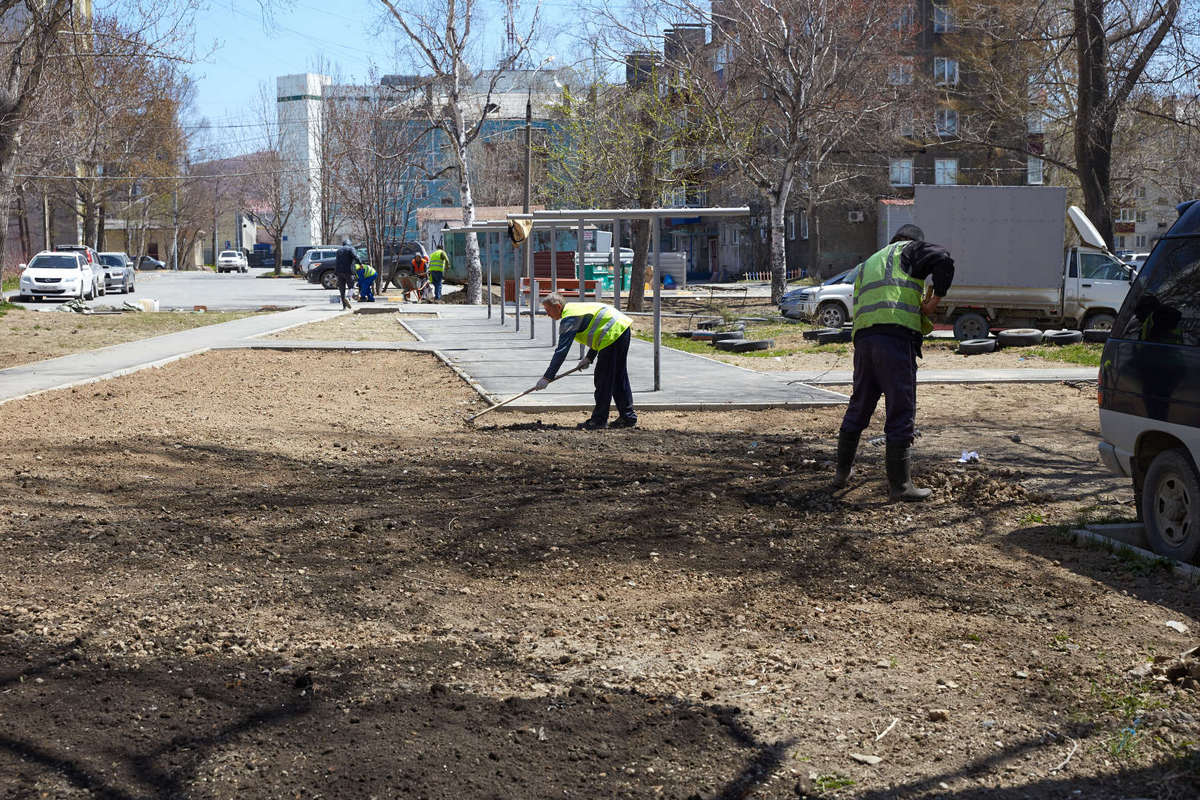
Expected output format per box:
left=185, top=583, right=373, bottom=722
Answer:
left=0, top=306, right=254, bottom=369
left=1, top=350, right=1195, bottom=799
left=268, top=311, right=417, bottom=342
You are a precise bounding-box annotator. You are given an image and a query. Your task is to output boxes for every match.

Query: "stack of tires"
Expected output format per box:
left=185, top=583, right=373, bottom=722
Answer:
left=957, top=327, right=1087, bottom=355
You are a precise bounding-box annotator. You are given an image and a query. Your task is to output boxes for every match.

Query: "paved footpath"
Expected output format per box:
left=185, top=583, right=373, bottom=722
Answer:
left=400, top=306, right=848, bottom=411
left=774, top=366, right=1098, bottom=386
left=0, top=305, right=344, bottom=405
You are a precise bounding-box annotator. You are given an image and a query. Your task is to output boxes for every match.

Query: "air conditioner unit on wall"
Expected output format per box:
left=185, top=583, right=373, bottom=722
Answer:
left=848, top=210, right=865, bottom=223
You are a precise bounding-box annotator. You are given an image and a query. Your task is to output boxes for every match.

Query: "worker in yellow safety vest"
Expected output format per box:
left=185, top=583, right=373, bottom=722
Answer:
left=534, top=292, right=636, bottom=430
left=833, top=224, right=955, bottom=501
left=355, top=260, right=377, bottom=302
left=427, top=246, right=447, bottom=299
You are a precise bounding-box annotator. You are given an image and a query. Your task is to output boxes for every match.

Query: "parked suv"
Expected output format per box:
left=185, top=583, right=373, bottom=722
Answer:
left=55, top=243, right=104, bottom=296
left=779, top=267, right=858, bottom=327
left=216, top=250, right=249, bottom=273
left=1098, top=199, right=1200, bottom=562
left=298, top=246, right=342, bottom=278
left=98, top=252, right=135, bottom=293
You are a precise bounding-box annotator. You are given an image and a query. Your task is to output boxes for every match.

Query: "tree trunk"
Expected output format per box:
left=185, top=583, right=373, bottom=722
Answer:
left=0, top=118, right=26, bottom=273
left=1073, top=0, right=1115, bottom=247
left=96, top=203, right=106, bottom=252
left=457, top=136, right=482, bottom=304
left=273, top=232, right=282, bottom=276
left=16, top=190, right=30, bottom=261
left=627, top=219, right=649, bottom=311
left=768, top=196, right=788, bottom=303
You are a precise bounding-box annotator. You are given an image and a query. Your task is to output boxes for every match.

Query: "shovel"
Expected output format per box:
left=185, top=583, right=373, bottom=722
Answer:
left=465, top=363, right=585, bottom=424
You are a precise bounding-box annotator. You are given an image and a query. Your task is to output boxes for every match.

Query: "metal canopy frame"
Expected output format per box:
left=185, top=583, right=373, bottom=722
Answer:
left=452, top=207, right=750, bottom=392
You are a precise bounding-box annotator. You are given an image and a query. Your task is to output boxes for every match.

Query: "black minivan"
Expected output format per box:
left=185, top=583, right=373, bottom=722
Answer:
left=1098, top=200, right=1200, bottom=561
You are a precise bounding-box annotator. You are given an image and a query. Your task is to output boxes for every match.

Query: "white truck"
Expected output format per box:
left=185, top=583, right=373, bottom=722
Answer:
left=914, top=185, right=1133, bottom=340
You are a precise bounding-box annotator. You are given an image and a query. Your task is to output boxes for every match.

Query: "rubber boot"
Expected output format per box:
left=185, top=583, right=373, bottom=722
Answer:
left=341, top=297, right=352, bottom=310
left=831, top=429, right=860, bottom=489
left=886, top=442, right=932, bottom=502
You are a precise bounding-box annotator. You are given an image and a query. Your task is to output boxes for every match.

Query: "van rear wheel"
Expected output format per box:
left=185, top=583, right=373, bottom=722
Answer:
left=953, top=312, right=989, bottom=341
left=1142, top=449, right=1200, bottom=563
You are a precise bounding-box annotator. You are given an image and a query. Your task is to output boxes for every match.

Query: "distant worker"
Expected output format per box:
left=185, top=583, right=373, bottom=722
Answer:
left=832, top=224, right=954, bottom=501
left=355, top=260, right=377, bottom=303
left=533, top=292, right=636, bottom=430
left=427, top=245, right=447, bottom=299
left=334, top=237, right=363, bottom=310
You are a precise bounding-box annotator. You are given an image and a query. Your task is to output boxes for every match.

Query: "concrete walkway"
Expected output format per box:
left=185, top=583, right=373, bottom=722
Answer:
left=399, top=306, right=848, bottom=411
left=0, top=305, right=344, bottom=405
left=773, top=366, right=1099, bottom=386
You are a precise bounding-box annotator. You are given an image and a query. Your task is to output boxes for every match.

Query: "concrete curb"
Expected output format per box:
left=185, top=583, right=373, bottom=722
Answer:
left=1067, top=523, right=1200, bottom=583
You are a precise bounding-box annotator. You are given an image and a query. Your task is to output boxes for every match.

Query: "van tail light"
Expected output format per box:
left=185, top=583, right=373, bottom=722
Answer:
left=1098, top=387, right=1103, bottom=406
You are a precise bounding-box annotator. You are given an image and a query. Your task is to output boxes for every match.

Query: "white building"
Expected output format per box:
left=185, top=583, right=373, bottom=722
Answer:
left=277, top=73, right=331, bottom=254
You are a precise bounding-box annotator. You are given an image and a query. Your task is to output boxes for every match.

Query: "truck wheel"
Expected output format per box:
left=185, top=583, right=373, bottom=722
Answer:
left=1083, top=312, right=1116, bottom=331
left=320, top=271, right=338, bottom=290
left=1044, top=329, right=1084, bottom=346
left=996, top=328, right=1044, bottom=347
left=816, top=302, right=847, bottom=328
left=957, top=338, right=996, bottom=355
left=953, top=312, right=989, bottom=341
left=1141, top=449, right=1200, bottom=563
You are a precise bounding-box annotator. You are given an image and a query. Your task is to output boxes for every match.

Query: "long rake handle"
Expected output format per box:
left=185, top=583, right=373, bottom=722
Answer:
left=466, top=363, right=585, bottom=422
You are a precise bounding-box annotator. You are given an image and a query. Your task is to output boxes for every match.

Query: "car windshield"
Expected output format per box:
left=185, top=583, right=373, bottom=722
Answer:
left=220, top=251, right=238, bottom=258
left=29, top=255, right=78, bottom=269
left=822, top=270, right=851, bottom=286
left=99, top=255, right=123, bottom=266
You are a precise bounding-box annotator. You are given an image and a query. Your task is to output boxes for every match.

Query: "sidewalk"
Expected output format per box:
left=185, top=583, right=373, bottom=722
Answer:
left=0, top=305, right=344, bottom=405
left=399, top=306, right=849, bottom=411
left=773, top=366, right=1099, bottom=385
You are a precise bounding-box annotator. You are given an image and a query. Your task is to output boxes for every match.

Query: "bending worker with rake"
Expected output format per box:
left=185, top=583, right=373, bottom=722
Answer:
left=832, top=223, right=954, bottom=501
left=532, top=292, right=637, bottom=430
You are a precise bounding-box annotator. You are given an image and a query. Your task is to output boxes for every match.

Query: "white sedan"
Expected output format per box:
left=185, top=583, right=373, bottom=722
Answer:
left=216, top=250, right=249, bottom=273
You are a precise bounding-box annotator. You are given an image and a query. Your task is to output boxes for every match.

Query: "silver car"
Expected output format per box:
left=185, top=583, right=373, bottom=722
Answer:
left=98, top=252, right=135, bottom=293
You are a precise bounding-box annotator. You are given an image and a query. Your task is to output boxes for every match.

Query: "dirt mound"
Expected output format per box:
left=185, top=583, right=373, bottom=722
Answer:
left=925, top=464, right=1030, bottom=507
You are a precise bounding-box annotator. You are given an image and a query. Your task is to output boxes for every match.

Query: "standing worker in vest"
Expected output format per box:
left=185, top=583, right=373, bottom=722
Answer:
left=533, top=292, right=637, bottom=430
left=334, top=237, right=363, bottom=310
left=832, top=224, right=954, bottom=501
left=427, top=244, right=448, bottom=299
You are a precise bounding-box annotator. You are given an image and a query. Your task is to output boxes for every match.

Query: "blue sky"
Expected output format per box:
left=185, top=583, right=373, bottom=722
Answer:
left=187, top=0, right=591, bottom=156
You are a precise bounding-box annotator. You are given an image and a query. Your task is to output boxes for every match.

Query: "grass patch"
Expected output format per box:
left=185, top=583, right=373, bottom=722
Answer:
left=2, top=275, right=17, bottom=292
left=814, top=774, right=855, bottom=792
left=256, top=271, right=299, bottom=279
left=1025, top=343, right=1103, bottom=366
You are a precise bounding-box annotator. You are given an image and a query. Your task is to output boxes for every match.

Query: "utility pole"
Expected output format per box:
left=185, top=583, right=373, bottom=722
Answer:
left=524, top=85, right=534, bottom=339
left=211, top=177, right=218, bottom=269
left=172, top=186, right=179, bottom=271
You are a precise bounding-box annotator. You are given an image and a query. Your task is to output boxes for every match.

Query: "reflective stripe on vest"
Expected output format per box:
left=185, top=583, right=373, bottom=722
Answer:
left=359, top=264, right=376, bottom=278
left=429, top=250, right=447, bottom=272
left=560, top=302, right=632, bottom=351
left=852, top=242, right=924, bottom=335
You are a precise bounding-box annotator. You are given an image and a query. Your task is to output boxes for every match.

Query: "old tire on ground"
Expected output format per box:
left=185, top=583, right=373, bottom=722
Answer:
left=996, top=328, right=1044, bottom=347
left=816, top=328, right=852, bottom=345
left=1044, top=329, right=1084, bottom=346
left=1083, top=328, right=1110, bottom=343
left=1082, top=312, right=1116, bottom=331
left=1141, top=448, right=1200, bottom=563
left=803, top=327, right=840, bottom=341
left=320, top=270, right=338, bottom=290
left=958, top=338, right=997, bottom=355
left=697, top=318, right=723, bottom=330
left=716, top=338, right=774, bottom=352
left=953, top=312, right=990, bottom=341
left=816, top=302, right=847, bottom=329
left=711, top=330, right=745, bottom=342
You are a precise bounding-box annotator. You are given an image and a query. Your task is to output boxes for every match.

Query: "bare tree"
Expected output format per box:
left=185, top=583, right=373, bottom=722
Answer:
left=376, top=0, right=540, bottom=304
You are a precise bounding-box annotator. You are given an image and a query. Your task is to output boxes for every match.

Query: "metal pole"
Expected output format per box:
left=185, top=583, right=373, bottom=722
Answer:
left=485, top=231, right=492, bottom=319
left=497, top=232, right=505, bottom=325
left=171, top=187, right=179, bottom=271
left=550, top=224, right=558, bottom=345
left=525, top=88, right=533, bottom=339
left=527, top=233, right=535, bottom=339
left=611, top=219, right=620, bottom=311
left=653, top=216, right=662, bottom=391
left=577, top=218, right=586, bottom=359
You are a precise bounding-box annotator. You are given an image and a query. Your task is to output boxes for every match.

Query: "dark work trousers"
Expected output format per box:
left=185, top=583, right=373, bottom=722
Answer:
left=431, top=271, right=443, bottom=299
left=337, top=272, right=353, bottom=303
left=839, top=331, right=918, bottom=446
left=591, top=328, right=636, bottom=424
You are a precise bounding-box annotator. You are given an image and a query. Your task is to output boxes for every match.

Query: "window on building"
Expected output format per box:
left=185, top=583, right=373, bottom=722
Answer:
left=1027, top=112, right=1046, bottom=134
left=932, top=2, right=954, bottom=32
left=895, top=4, right=916, bottom=34
left=1136, top=234, right=1148, bottom=248
left=888, top=59, right=913, bottom=85
left=800, top=210, right=809, bottom=240
left=1027, top=156, right=1043, bottom=185
left=896, top=111, right=915, bottom=137
left=935, top=107, right=958, bottom=136
left=1137, top=185, right=1147, bottom=198
left=935, top=158, right=958, bottom=185
left=1116, top=235, right=1126, bottom=249
left=1137, top=210, right=1147, bottom=224
left=670, top=148, right=685, bottom=169
left=1118, top=208, right=1136, bottom=223
left=933, top=57, right=959, bottom=86
left=890, top=158, right=914, bottom=187
left=787, top=213, right=796, bottom=241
